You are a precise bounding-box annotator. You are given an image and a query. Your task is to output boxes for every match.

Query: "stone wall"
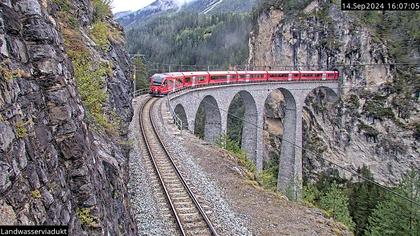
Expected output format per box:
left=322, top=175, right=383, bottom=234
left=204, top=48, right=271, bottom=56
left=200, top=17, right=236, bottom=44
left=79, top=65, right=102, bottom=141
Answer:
left=0, top=1, right=136, bottom=235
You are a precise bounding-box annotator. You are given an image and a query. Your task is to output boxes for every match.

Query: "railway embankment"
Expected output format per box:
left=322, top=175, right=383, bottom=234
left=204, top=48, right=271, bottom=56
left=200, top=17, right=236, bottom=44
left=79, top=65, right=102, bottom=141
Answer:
left=128, top=95, right=351, bottom=235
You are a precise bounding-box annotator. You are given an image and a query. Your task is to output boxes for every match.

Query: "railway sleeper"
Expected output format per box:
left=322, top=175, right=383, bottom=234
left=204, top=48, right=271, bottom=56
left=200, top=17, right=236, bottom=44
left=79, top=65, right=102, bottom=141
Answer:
left=179, top=213, right=204, bottom=223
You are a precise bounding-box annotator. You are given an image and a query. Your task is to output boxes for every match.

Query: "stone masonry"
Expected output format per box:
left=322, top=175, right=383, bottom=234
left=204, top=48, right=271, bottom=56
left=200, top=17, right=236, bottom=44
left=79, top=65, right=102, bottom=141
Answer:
left=168, top=81, right=339, bottom=199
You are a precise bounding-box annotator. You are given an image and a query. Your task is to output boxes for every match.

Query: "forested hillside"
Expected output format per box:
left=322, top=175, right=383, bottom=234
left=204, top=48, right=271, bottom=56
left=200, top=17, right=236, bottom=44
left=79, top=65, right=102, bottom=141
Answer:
left=126, top=12, right=252, bottom=67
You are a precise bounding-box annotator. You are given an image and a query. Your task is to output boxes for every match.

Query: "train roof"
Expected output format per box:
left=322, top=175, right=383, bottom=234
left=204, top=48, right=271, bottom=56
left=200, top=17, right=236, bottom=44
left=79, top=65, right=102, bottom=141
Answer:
left=268, top=71, right=298, bottom=74
left=236, top=71, right=267, bottom=74
left=181, top=71, right=210, bottom=76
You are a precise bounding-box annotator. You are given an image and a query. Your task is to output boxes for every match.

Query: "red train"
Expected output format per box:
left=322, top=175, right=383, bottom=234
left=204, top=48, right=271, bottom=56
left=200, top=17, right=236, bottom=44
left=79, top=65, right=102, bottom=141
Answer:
left=149, top=70, right=339, bottom=96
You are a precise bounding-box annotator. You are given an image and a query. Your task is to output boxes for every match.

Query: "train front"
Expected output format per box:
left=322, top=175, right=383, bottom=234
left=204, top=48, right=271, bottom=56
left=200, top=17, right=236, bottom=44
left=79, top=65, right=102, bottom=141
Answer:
left=149, top=74, right=166, bottom=96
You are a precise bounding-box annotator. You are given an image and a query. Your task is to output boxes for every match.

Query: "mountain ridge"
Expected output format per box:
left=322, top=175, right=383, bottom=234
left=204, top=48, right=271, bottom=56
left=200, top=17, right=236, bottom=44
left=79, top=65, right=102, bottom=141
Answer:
left=115, top=0, right=257, bottom=28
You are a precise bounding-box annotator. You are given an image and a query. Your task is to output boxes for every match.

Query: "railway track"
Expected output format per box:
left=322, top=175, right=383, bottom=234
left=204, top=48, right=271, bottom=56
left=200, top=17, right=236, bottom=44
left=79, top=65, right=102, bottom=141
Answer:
left=139, top=97, right=218, bottom=236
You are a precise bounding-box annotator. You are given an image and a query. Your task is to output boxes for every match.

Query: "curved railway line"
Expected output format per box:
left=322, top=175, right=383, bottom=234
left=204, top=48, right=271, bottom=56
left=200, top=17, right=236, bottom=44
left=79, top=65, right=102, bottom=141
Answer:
left=139, top=97, right=218, bottom=236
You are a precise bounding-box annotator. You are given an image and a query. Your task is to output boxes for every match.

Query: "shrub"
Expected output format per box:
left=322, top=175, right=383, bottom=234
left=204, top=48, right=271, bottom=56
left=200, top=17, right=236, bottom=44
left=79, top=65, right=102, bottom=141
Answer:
left=303, top=183, right=321, bottom=205
left=320, top=182, right=356, bottom=231
left=90, top=21, right=110, bottom=51
left=92, top=0, right=111, bottom=22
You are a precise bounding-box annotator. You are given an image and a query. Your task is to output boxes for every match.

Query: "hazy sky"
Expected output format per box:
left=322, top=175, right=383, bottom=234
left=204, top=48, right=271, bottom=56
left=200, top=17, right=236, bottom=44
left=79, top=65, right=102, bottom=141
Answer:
left=111, top=0, right=154, bottom=13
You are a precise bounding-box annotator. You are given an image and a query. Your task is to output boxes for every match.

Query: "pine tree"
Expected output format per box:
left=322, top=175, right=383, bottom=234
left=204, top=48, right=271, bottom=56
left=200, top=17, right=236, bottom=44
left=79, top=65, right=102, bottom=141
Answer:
left=348, top=166, right=385, bottom=236
left=320, top=182, right=356, bottom=231
left=133, top=55, right=149, bottom=91
left=366, top=170, right=420, bottom=236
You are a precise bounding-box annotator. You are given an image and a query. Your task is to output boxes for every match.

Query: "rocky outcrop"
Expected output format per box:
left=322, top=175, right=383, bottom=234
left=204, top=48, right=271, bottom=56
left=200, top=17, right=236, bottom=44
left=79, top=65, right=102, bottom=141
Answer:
left=0, top=0, right=136, bottom=235
left=253, top=1, right=419, bottom=185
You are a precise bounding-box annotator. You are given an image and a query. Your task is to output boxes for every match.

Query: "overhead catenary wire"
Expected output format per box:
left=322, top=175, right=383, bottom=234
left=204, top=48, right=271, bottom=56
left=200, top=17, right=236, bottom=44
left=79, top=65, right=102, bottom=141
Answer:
left=172, top=90, right=420, bottom=208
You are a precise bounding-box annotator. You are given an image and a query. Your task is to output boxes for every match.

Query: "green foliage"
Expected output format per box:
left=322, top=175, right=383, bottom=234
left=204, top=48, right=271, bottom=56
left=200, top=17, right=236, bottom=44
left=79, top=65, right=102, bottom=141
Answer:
left=77, top=207, right=98, bottom=227
left=357, top=122, right=379, bottom=136
left=16, top=120, right=27, bottom=138
left=258, top=158, right=278, bottom=191
left=69, top=50, right=108, bottom=115
left=253, top=0, right=311, bottom=23
left=366, top=170, right=420, bottom=236
left=92, top=0, right=111, bottom=22
left=347, top=166, right=385, bottom=236
left=363, top=94, right=394, bottom=120
left=126, top=12, right=251, bottom=67
left=216, top=134, right=256, bottom=173
left=90, top=21, right=110, bottom=51
left=133, top=56, right=149, bottom=91
left=354, top=11, right=419, bottom=70
left=303, top=183, right=321, bottom=205
left=320, top=182, right=356, bottom=231
left=66, top=42, right=117, bottom=132
left=52, top=0, right=70, bottom=12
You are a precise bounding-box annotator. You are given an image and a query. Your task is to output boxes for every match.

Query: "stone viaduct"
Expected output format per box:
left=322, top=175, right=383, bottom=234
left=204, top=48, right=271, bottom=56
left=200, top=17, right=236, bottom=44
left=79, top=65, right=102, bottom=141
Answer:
left=167, top=81, right=339, bottom=199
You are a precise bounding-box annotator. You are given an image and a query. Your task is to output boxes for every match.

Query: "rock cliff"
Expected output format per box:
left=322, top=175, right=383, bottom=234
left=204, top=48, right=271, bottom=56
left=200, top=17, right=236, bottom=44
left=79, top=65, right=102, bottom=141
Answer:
left=0, top=0, right=136, bottom=235
left=251, top=1, right=419, bottom=185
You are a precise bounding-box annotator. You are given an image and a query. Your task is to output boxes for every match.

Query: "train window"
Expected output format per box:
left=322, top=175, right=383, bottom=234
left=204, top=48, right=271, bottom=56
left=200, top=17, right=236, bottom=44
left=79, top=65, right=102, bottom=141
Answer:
left=253, top=74, right=264, bottom=78
left=239, top=74, right=248, bottom=79
left=185, top=77, right=191, bottom=83
left=197, top=76, right=206, bottom=81
left=152, top=74, right=165, bottom=85
left=175, top=78, right=183, bottom=86
left=211, top=75, right=227, bottom=80
left=294, top=74, right=299, bottom=77
left=271, top=74, right=288, bottom=77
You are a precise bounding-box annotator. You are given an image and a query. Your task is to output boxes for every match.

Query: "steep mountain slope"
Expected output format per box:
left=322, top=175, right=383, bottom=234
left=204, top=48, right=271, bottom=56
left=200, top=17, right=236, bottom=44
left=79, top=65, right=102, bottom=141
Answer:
left=116, top=0, right=178, bottom=27
left=126, top=12, right=251, bottom=66
left=116, top=0, right=258, bottom=28
left=251, top=1, right=419, bottom=185
left=0, top=1, right=136, bottom=234
left=184, top=0, right=257, bottom=14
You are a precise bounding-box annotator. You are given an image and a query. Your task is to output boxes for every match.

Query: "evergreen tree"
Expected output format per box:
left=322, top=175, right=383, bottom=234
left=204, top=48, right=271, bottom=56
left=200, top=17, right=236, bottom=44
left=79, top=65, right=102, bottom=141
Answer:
left=348, top=166, right=385, bottom=236
left=320, top=182, right=356, bottom=231
left=366, top=170, right=420, bottom=236
left=133, top=56, right=149, bottom=91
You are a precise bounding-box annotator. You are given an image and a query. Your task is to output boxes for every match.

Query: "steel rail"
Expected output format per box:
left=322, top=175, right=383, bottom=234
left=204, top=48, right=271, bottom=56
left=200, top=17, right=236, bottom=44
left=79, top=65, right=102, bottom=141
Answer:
left=139, top=97, right=186, bottom=236
left=150, top=98, right=218, bottom=236
left=140, top=97, right=218, bottom=235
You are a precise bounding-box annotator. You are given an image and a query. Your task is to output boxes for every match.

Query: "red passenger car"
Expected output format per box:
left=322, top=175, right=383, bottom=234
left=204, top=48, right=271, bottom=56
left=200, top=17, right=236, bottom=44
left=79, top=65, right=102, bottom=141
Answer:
left=149, top=70, right=339, bottom=96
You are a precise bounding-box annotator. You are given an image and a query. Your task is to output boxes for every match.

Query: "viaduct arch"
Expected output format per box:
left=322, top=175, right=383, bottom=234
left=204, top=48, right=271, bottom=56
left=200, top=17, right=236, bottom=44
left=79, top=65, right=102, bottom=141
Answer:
left=168, top=81, right=339, bottom=199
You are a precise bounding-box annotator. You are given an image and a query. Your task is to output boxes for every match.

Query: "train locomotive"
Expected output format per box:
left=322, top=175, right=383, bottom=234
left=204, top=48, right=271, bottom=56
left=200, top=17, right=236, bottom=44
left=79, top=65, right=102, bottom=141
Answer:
left=149, top=70, right=339, bottom=96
